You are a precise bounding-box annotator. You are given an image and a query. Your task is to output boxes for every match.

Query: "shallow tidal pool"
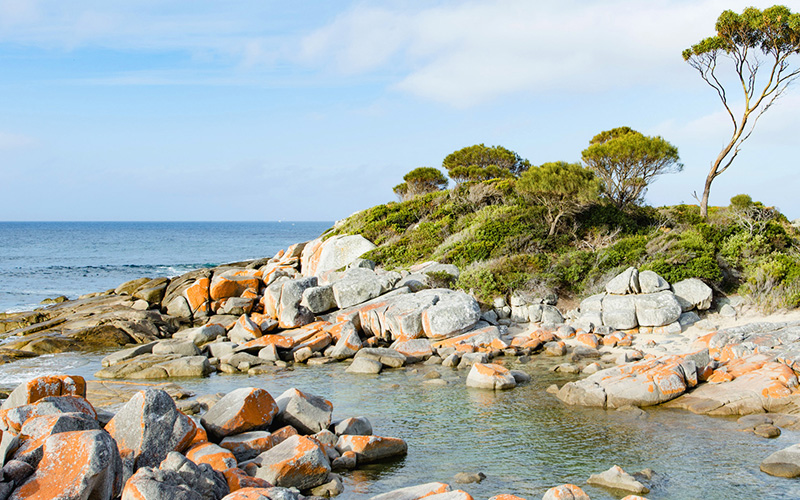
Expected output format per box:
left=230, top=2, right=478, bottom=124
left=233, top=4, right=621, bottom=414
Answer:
left=2, top=352, right=799, bottom=500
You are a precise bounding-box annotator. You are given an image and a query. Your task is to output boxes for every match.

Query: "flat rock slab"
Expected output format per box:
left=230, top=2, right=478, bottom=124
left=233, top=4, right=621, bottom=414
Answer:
left=368, top=482, right=451, bottom=500
left=86, top=380, right=192, bottom=409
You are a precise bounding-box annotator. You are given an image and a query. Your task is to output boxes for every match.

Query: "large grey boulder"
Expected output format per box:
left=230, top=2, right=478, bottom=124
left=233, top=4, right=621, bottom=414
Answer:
left=761, top=443, right=800, bottom=477
left=301, top=285, right=337, bottom=314
left=274, top=388, right=333, bottom=435
left=634, top=291, right=682, bottom=327
left=638, top=270, right=670, bottom=294
left=201, top=387, right=278, bottom=440
left=465, top=363, right=517, bottom=391
left=152, top=339, right=201, bottom=357
left=121, top=451, right=228, bottom=500
left=253, top=435, right=331, bottom=490
left=382, top=293, right=439, bottom=340
left=302, top=235, right=377, bottom=277
left=278, top=277, right=317, bottom=329
left=228, top=315, right=261, bottom=344
left=334, top=417, right=372, bottom=436
left=172, top=324, right=225, bottom=345
left=420, top=290, right=481, bottom=340
left=106, top=389, right=196, bottom=472
left=332, top=268, right=383, bottom=309
left=557, top=356, right=695, bottom=408
left=10, top=429, right=122, bottom=500
left=540, top=305, right=564, bottom=325
left=606, top=267, right=640, bottom=295
left=672, top=278, right=713, bottom=311
left=218, top=431, right=273, bottom=462
left=601, top=294, right=637, bottom=330
left=13, top=412, right=101, bottom=465
left=346, top=357, right=382, bottom=374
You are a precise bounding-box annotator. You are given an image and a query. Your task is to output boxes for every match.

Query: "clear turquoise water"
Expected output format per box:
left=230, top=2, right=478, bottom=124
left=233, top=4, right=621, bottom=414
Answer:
left=0, top=221, right=331, bottom=312
left=1, top=351, right=797, bottom=500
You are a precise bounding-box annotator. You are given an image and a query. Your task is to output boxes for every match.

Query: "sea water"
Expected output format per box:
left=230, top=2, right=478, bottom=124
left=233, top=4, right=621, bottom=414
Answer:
left=0, top=221, right=332, bottom=313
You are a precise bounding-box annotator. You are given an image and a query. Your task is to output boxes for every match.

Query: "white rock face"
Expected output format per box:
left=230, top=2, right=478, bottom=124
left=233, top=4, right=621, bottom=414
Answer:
left=672, top=278, right=713, bottom=311
left=302, top=235, right=377, bottom=277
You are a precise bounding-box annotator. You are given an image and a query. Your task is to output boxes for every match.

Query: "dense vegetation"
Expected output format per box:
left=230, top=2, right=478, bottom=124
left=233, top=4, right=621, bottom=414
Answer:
left=330, top=179, right=800, bottom=311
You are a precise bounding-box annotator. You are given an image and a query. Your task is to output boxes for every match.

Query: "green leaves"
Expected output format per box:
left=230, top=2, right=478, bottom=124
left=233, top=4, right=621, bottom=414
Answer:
left=581, top=127, right=682, bottom=208
left=442, top=143, right=530, bottom=182
left=684, top=6, right=800, bottom=60
left=517, top=162, right=601, bottom=236
left=394, top=167, right=448, bottom=201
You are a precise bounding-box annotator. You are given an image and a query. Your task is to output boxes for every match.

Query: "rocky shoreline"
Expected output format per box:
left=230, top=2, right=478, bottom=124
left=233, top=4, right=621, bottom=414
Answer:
left=2, top=234, right=800, bottom=498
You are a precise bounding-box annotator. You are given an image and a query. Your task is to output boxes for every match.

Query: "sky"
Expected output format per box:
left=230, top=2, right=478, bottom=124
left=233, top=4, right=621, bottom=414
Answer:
left=0, top=0, right=798, bottom=221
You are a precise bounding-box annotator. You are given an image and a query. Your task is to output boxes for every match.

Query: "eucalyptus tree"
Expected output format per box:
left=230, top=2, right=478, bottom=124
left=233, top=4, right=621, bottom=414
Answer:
left=683, top=5, right=800, bottom=218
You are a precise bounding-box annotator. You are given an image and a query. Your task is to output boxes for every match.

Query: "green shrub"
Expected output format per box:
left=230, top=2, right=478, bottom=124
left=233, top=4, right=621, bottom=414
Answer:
left=456, top=254, right=540, bottom=303
left=644, top=255, right=722, bottom=284
left=599, top=235, right=648, bottom=269
left=720, top=232, right=771, bottom=268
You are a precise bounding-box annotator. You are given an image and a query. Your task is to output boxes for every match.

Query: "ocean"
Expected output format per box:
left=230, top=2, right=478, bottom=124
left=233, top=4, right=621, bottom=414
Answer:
left=0, top=221, right=332, bottom=313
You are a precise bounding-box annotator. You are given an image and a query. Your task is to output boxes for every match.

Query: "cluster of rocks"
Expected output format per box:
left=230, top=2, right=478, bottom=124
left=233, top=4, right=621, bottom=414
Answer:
left=573, top=267, right=713, bottom=334
left=344, top=480, right=650, bottom=500
left=556, top=321, right=800, bottom=413
left=0, top=373, right=409, bottom=499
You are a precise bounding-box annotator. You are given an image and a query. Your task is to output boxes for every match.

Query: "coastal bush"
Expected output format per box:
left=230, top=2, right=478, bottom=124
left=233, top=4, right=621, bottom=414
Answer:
left=581, top=127, right=683, bottom=208
left=456, top=254, right=542, bottom=302
left=443, top=144, right=530, bottom=183
left=641, top=228, right=723, bottom=284
left=393, top=167, right=449, bottom=201
left=740, top=252, right=800, bottom=311
left=516, top=161, right=602, bottom=236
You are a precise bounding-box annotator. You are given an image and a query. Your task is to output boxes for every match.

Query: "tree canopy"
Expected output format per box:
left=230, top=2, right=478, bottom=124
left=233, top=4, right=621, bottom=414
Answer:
left=393, top=167, right=449, bottom=201
left=516, top=161, right=601, bottom=236
left=683, top=5, right=800, bottom=218
left=442, top=144, right=530, bottom=183
left=581, top=127, right=682, bottom=208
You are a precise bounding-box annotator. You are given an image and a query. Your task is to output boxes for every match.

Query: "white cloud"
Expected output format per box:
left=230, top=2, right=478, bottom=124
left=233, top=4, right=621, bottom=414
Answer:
left=299, top=0, right=788, bottom=106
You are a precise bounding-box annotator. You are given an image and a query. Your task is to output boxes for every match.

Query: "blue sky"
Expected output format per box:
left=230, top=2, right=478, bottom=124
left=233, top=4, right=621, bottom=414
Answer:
left=1, top=0, right=798, bottom=221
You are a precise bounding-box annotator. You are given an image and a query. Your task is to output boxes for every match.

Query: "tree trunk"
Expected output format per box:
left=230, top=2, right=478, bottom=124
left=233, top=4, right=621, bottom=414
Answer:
left=548, top=212, right=563, bottom=237
left=699, top=169, right=715, bottom=218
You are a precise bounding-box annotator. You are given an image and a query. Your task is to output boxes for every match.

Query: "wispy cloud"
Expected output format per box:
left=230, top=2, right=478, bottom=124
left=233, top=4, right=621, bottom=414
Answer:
left=299, top=0, right=786, bottom=106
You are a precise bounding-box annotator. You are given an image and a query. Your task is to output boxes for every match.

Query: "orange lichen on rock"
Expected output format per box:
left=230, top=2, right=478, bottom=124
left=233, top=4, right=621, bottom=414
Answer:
left=324, top=320, right=354, bottom=341
left=185, top=278, right=211, bottom=313
left=576, top=333, right=600, bottom=349
left=255, top=435, right=330, bottom=490
left=0, top=395, right=97, bottom=433
left=10, top=429, right=121, bottom=500
left=542, top=484, right=590, bottom=500
left=488, top=496, right=528, bottom=500
left=185, top=441, right=238, bottom=471
left=223, top=467, right=271, bottom=492
left=239, top=334, right=295, bottom=350
left=201, top=387, right=279, bottom=439
left=335, top=434, right=408, bottom=464
left=708, top=370, right=734, bottom=384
